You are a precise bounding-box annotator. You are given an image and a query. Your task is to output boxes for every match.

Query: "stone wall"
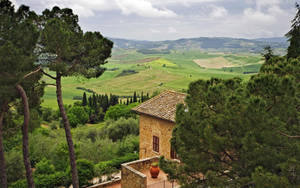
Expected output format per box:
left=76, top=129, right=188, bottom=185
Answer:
left=87, top=179, right=121, bottom=188
left=121, top=157, right=159, bottom=188
left=139, top=114, right=175, bottom=160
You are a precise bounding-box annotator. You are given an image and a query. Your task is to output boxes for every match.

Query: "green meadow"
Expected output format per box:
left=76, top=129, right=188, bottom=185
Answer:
left=42, top=50, right=262, bottom=108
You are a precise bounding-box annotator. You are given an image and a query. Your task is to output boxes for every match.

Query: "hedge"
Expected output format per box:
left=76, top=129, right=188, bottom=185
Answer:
left=95, top=153, right=138, bottom=176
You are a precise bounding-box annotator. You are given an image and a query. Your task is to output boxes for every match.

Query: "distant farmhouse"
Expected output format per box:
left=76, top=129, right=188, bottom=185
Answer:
left=132, top=90, right=186, bottom=160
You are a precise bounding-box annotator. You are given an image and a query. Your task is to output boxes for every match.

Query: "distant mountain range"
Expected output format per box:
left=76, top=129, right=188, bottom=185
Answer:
left=110, top=37, right=288, bottom=54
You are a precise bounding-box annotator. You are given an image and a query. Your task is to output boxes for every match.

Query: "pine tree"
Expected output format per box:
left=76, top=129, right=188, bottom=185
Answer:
left=0, top=2, right=42, bottom=187
left=161, top=57, right=300, bottom=187
left=82, top=92, right=87, bottom=106
left=286, top=3, right=300, bottom=59
left=39, top=6, right=112, bottom=186
left=261, top=46, right=274, bottom=62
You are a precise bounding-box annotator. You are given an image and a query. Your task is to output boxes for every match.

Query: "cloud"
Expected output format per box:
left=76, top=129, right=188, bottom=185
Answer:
left=149, top=0, right=224, bottom=6
left=168, top=26, right=177, bottom=33
left=150, top=28, right=161, bottom=33
left=15, top=0, right=296, bottom=40
left=210, top=6, right=228, bottom=18
left=115, top=0, right=177, bottom=18
left=243, top=8, right=276, bottom=24
left=28, top=0, right=176, bottom=18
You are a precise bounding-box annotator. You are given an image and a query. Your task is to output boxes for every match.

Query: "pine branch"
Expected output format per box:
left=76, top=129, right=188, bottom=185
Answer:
left=41, top=69, right=56, bottom=80
left=278, top=131, right=300, bottom=138
left=43, top=83, right=56, bottom=87
left=23, top=66, right=41, bottom=79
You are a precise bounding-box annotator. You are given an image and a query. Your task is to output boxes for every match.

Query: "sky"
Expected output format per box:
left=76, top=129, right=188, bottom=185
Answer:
left=13, top=0, right=298, bottom=41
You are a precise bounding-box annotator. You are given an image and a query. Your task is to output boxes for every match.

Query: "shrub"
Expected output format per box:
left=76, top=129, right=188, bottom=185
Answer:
left=67, top=106, right=89, bottom=127
left=34, top=158, right=55, bottom=175
left=117, top=135, right=139, bottom=155
left=105, top=117, right=139, bottom=141
left=104, top=103, right=139, bottom=120
left=67, top=112, right=79, bottom=127
left=41, top=107, right=54, bottom=122
left=9, top=179, right=27, bottom=188
left=94, top=153, right=138, bottom=176
left=49, top=121, right=58, bottom=130
left=10, top=172, right=67, bottom=188
left=35, top=172, right=67, bottom=188
left=6, top=149, right=25, bottom=184
left=51, top=143, right=71, bottom=171
left=66, top=159, right=94, bottom=187
left=77, top=138, right=119, bottom=164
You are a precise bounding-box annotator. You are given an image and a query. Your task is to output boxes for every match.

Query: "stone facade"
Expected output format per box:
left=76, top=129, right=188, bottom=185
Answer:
left=139, top=114, right=175, bottom=160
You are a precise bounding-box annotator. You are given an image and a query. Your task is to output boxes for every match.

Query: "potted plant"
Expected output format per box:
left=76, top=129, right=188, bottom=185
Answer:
left=150, top=162, right=160, bottom=178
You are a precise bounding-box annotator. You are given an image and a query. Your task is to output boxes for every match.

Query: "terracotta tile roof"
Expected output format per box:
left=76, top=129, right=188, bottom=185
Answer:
left=132, top=90, right=186, bottom=122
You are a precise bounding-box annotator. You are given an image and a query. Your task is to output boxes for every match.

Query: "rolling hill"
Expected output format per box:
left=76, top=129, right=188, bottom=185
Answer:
left=110, top=37, right=288, bottom=54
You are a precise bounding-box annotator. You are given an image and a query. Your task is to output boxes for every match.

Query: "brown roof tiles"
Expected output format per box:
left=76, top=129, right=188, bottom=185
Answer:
left=132, top=90, right=186, bottom=122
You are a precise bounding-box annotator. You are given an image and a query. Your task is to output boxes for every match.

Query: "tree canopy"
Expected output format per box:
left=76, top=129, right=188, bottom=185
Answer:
left=39, top=6, right=113, bottom=188
left=161, top=56, right=300, bottom=187
left=286, top=3, right=300, bottom=59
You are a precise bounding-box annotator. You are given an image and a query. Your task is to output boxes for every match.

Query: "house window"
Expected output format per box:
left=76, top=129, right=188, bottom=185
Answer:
left=153, top=136, right=159, bottom=152
left=171, top=146, right=178, bottom=159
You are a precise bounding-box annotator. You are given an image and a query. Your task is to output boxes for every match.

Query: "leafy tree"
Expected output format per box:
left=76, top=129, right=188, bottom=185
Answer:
left=104, top=103, right=139, bottom=120
left=286, top=3, right=300, bottom=59
left=67, top=106, right=89, bottom=127
left=39, top=6, right=113, bottom=187
left=105, top=117, right=139, bottom=141
left=161, top=57, right=300, bottom=187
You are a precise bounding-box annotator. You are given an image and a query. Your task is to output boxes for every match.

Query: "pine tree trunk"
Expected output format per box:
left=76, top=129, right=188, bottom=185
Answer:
left=0, top=102, right=8, bottom=188
left=16, top=84, right=35, bottom=188
left=56, top=75, right=79, bottom=188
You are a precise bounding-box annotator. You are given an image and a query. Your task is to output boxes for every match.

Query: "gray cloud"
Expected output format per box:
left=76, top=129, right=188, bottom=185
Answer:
left=14, top=0, right=297, bottom=40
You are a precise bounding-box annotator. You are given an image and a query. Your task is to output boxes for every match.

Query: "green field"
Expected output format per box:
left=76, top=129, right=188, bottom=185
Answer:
left=42, top=50, right=262, bottom=108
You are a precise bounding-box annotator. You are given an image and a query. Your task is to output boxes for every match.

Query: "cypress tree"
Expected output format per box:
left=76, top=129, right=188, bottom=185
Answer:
left=82, top=92, right=87, bottom=106
left=88, top=96, right=92, bottom=107
left=141, top=91, right=144, bottom=102
left=133, top=91, right=137, bottom=102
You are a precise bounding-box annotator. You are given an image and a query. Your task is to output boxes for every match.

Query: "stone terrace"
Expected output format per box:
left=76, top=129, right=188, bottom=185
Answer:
left=121, top=156, right=179, bottom=188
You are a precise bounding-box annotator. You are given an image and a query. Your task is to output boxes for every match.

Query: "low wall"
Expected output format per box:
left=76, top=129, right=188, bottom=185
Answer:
left=87, top=178, right=121, bottom=188
left=121, top=156, right=159, bottom=188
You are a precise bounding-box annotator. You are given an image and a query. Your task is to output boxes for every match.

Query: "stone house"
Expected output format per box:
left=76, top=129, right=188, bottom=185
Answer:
left=90, top=90, right=186, bottom=188
left=132, top=90, right=186, bottom=160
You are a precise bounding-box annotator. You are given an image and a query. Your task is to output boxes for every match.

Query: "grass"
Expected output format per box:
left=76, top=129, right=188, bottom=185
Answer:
left=42, top=50, right=261, bottom=109
left=146, top=58, right=177, bottom=67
